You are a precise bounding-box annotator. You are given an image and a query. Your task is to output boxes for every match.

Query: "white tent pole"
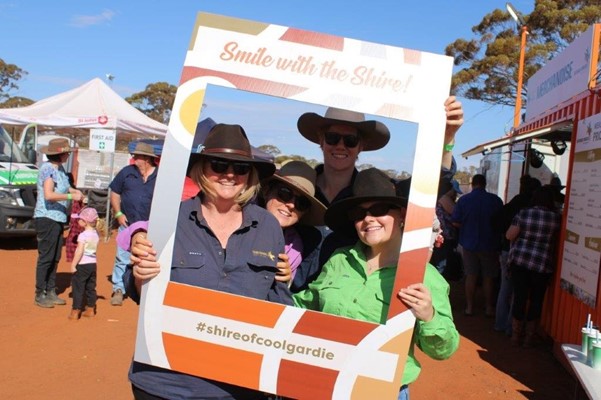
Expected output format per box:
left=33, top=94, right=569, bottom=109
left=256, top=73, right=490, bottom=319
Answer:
left=104, top=140, right=116, bottom=243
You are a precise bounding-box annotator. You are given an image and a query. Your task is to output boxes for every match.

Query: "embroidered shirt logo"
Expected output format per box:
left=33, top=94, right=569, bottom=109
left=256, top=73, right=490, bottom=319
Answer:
left=252, top=250, right=275, bottom=261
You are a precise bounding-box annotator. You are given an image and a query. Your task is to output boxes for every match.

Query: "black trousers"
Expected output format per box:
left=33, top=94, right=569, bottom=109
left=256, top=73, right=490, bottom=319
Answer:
left=510, top=263, right=551, bottom=321
left=71, top=263, right=97, bottom=310
left=35, top=217, right=64, bottom=294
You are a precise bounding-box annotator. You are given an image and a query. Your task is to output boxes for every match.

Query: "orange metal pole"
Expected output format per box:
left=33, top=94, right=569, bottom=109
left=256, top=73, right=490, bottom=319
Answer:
left=513, top=25, right=528, bottom=128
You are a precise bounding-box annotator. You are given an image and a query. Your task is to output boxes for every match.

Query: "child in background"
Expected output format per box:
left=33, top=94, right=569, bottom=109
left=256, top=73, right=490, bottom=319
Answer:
left=68, top=207, right=106, bottom=320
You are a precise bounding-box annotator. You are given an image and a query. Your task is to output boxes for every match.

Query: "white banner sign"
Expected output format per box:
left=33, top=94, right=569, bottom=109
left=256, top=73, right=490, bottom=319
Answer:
left=89, top=129, right=115, bottom=152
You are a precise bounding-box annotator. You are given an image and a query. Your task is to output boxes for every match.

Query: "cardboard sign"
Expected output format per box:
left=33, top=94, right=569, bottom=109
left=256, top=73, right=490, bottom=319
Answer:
left=137, top=12, right=452, bottom=399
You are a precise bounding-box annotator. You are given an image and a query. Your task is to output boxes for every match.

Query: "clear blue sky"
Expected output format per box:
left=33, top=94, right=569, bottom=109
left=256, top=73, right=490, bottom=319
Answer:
left=1, top=0, right=534, bottom=172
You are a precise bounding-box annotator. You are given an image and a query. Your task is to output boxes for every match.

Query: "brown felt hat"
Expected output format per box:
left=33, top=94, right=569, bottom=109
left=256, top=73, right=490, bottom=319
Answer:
left=199, top=123, right=275, bottom=179
left=297, top=107, right=390, bottom=151
left=130, top=142, right=158, bottom=158
left=263, top=161, right=326, bottom=226
left=325, top=168, right=408, bottom=233
left=40, top=138, right=73, bottom=155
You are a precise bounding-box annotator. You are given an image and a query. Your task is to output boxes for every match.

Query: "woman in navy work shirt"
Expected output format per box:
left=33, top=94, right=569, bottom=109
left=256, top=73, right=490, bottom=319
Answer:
left=126, top=124, right=292, bottom=400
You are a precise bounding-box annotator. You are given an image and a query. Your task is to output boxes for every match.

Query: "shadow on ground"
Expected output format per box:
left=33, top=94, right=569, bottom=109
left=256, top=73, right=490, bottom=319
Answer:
left=447, top=278, right=573, bottom=399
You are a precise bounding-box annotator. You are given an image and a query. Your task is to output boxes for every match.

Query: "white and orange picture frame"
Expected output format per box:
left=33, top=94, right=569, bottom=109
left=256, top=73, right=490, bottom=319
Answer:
left=138, top=12, right=453, bottom=399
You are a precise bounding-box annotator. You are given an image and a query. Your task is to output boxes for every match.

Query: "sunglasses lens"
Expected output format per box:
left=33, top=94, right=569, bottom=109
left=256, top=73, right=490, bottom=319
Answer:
left=349, top=203, right=396, bottom=221
left=324, top=132, right=359, bottom=148
left=232, top=162, right=251, bottom=175
left=277, top=187, right=294, bottom=203
left=295, top=196, right=311, bottom=212
left=209, top=159, right=251, bottom=175
left=209, top=159, right=229, bottom=173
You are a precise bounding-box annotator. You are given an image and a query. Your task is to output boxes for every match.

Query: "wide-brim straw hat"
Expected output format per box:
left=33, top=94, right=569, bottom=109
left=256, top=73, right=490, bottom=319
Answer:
left=297, top=107, right=390, bottom=151
left=130, top=142, right=159, bottom=158
left=262, top=161, right=326, bottom=226
left=197, top=123, right=275, bottom=179
left=40, top=138, right=73, bottom=155
left=325, top=168, right=407, bottom=233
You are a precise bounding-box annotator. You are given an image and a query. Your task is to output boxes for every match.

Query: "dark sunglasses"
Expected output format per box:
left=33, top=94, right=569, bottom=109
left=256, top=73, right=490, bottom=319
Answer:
left=324, top=132, right=360, bottom=148
left=273, top=185, right=311, bottom=212
left=208, top=158, right=251, bottom=175
left=348, top=203, right=399, bottom=222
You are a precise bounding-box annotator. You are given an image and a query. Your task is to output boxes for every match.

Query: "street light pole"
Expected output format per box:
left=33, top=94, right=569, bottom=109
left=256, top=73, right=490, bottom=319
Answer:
left=514, top=25, right=528, bottom=128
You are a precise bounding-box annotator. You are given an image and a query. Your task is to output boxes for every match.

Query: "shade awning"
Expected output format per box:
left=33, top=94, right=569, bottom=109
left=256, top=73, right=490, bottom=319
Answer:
left=461, top=119, right=573, bottom=158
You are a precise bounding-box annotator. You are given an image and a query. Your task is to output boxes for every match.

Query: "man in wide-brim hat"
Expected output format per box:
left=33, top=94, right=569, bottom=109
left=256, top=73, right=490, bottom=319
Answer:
left=107, top=140, right=160, bottom=306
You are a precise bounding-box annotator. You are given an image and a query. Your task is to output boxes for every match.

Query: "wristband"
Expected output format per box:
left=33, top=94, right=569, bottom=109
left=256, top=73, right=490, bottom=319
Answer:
left=115, top=211, right=124, bottom=218
left=67, top=193, right=72, bottom=200
left=444, top=143, right=455, bottom=152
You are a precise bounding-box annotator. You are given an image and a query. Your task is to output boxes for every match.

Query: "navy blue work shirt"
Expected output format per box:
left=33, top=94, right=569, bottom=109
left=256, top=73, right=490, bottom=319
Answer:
left=128, top=195, right=291, bottom=400
left=109, top=164, right=157, bottom=224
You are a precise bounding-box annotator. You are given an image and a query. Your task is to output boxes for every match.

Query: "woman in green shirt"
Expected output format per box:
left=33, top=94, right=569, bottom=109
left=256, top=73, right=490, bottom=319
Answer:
left=293, top=168, right=459, bottom=400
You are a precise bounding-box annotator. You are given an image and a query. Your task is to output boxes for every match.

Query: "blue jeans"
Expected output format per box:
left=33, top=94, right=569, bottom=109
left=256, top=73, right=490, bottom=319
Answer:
left=398, top=385, right=409, bottom=400
left=111, top=225, right=131, bottom=293
left=494, top=251, right=513, bottom=334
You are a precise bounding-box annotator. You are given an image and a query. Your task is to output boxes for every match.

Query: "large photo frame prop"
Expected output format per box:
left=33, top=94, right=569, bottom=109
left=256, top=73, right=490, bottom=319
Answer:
left=138, top=12, right=452, bottom=399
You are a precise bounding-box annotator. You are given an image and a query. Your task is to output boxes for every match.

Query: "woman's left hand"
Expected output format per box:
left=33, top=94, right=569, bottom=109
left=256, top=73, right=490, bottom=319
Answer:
left=398, top=283, right=435, bottom=322
left=275, top=253, right=292, bottom=283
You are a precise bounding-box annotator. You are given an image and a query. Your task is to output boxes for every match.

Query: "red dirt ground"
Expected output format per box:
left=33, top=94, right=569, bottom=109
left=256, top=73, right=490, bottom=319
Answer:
left=0, top=234, right=576, bottom=399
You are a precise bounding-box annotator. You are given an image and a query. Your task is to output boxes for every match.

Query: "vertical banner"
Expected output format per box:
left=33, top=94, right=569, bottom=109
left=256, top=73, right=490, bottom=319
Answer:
left=560, top=113, right=601, bottom=307
left=138, top=12, right=453, bottom=399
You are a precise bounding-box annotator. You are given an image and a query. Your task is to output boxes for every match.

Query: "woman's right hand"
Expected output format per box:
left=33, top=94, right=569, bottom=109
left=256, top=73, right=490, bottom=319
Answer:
left=130, top=233, right=160, bottom=280
left=70, top=190, right=84, bottom=202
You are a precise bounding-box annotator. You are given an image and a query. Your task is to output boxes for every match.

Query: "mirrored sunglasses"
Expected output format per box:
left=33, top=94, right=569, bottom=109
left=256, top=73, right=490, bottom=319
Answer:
left=208, top=158, right=251, bottom=175
left=324, top=132, right=360, bottom=148
left=348, top=203, right=399, bottom=222
left=274, top=185, right=311, bottom=212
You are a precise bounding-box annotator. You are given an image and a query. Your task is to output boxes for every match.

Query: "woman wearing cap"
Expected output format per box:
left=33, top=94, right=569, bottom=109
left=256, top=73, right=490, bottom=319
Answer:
left=293, top=168, right=459, bottom=399
left=33, top=138, right=84, bottom=309
left=259, top=161, right=326, bottom=292
left=125, top=124, right=292, bottom=400
left=430, top=179, right=462, bottom=274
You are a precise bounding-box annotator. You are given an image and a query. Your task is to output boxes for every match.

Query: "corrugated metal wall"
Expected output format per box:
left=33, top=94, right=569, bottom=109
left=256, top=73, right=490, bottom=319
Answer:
left=519, top=91, right=601, bottom=345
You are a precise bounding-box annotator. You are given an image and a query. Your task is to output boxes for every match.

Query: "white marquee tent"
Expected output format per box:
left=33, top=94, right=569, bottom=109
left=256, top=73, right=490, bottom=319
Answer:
left=0, top=77, right=167, bottom=137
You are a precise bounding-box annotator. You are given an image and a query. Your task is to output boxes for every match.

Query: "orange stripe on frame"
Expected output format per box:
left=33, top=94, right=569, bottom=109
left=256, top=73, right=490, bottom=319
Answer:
left=277, top=359, right=338, bottom=399
left=404, top=203, right=435, bottom=231
left=164, top=282, right=285, bottom=327
left=163, top=333, right=263, bottom=390
left=279, top=28, right=345, bottom=51
left=292, top=309, right=377, bottom=345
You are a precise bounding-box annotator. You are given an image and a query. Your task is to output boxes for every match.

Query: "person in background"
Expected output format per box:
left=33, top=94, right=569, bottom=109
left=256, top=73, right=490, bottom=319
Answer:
left=293, top=168, right=459, bottom=400
left=259, top=161, right=326, bottom=291
left=125, top=124, right=292, bottom=400
left=506, top=186, right=561, bottom=348
left=68, top=207, right=106, bottom=320
left=492, top=175, right=541, bottom=335
left=33, top=138, right=84, bottom=308
left=451, top=174, right=503, bottom=317
left=65, top=172, right=85, bottom=263
left=430, top=179, right=462, bottom=274
left=294, top=96, right=464, bottom=291
left=108, top=142, right=158, bottom=306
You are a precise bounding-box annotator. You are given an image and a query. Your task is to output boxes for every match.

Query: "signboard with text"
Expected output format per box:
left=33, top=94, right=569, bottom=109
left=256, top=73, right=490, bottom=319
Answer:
left=138, top=13, right=452, bottom=399
left=89, top=128, right=115, bottom=152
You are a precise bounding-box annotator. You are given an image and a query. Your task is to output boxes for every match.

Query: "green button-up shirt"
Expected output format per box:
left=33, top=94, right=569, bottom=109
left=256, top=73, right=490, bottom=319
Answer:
left=293, top=241, right=459, bottom=385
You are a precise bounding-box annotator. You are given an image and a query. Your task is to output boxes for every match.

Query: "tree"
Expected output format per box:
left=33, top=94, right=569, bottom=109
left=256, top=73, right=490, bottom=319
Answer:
left=446, top=1, right=601, bottom=107
left=0, top=59, right=28, bottom=102
left=125, top=82, right=177, bottom=124
left=256, top=144, right=281, bottom=157
left=0, top=96, right=34, bottom=108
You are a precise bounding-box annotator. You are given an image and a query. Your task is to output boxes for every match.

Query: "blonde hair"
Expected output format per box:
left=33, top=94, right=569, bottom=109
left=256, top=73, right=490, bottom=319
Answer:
left=82, top=216, right=107, bottom=238
left=189, top=158, right=260, bottom=207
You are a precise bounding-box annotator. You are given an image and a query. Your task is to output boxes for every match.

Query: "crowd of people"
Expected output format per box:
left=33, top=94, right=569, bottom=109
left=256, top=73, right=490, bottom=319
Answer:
left=30, top=95, right=565, bottom=400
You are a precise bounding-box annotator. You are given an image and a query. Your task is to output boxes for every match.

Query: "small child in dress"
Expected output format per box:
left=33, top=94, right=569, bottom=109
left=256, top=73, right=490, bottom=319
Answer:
left=68, top=207, right=106, bottom=320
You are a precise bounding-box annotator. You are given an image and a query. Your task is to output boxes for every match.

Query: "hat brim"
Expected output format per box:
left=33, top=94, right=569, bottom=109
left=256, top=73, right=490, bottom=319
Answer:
left=324, top=195, right=407, bottom=233
left=263, top=175, right=326, bottom=226
left=192, top=153, right=276, bottom=180
left=297, top=113, right=390, bottom=151
left=131, top=151, right=159, bottom=158
left=40, top=146, right=73, bottom=155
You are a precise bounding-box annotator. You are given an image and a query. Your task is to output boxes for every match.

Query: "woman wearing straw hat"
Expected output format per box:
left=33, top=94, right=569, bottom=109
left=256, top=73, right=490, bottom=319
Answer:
left=293, top=168, right=459, bottom=400
left=259, top=161, right=326, bottom=291
left=33, top=138, right=84, bottom=308
left=125, top=124, right=292, bottom=400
